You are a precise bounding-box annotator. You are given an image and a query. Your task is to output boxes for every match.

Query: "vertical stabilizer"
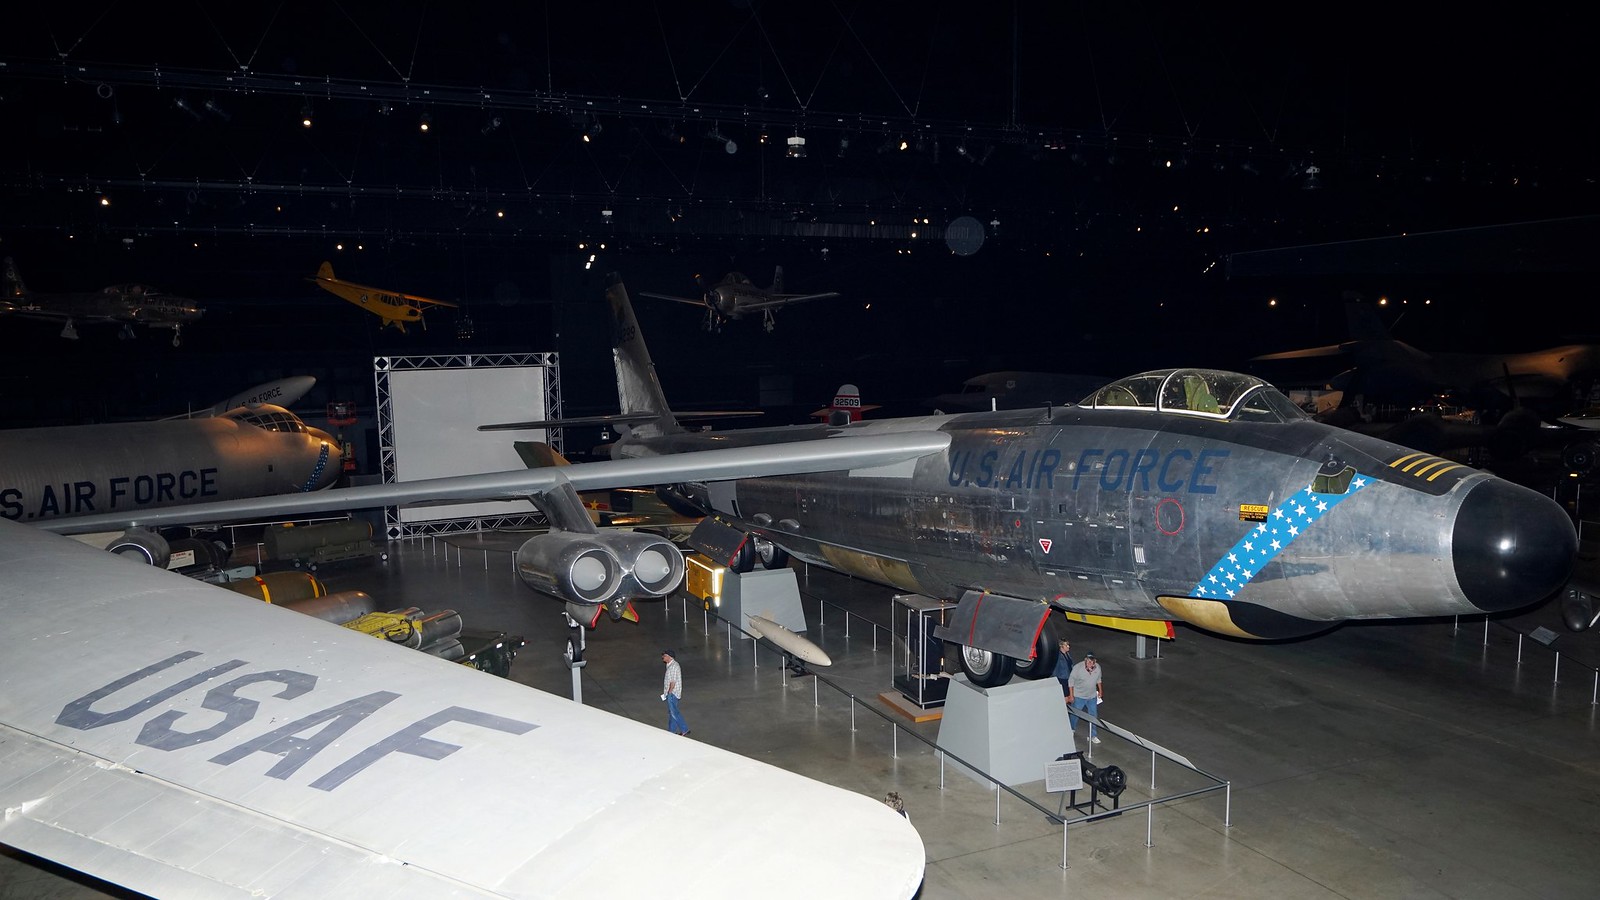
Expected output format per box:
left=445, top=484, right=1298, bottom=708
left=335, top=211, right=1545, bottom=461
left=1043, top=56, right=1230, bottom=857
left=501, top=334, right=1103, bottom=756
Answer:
left=1344, top=302, right=1393, bottom=342
left=2, top=258, right=25, bottom=300
left=605, top=273, right=683, bottom=439
left=316, top=261, right=335, bottom=281
left=772, top=265, right=785, bottom=293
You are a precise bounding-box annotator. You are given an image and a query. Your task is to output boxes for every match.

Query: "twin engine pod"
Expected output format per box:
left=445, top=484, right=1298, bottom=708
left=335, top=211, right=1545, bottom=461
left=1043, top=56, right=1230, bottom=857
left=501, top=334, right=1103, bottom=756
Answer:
left=514, top=530, right=686, bottom=607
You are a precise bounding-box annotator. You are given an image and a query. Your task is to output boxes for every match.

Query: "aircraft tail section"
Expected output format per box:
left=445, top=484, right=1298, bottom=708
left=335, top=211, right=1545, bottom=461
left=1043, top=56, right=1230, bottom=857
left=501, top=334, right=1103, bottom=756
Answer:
left=772, top=265, right=785, bottom=293
left=2, top=258, right=24, bottom=300
left=513, top=440, right=571, bottom=469
left=1345, top=301, right=1393, bottom=342
left=605, top=273, right=683, bottom=439
left=316, top=261, right=335, bottom=282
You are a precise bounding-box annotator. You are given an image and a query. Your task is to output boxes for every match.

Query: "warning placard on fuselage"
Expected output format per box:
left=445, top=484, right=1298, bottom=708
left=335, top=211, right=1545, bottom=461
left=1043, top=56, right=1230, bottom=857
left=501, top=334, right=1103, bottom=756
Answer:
left=1238, top=503, right=1269, bottom=522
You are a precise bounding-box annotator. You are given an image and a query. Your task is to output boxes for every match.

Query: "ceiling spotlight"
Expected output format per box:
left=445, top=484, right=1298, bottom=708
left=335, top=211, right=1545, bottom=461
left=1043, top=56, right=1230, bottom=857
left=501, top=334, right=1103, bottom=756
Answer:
left=481, top=116, right=502, bottom=135
left=785, top=134, right=807, bottom=159
left=300, top=102, right=313, bottom=128
left=956, top=141, right=969, bottom=158
left=838, top=136, right=850, bottom=157
left=898, top=137, right=909, bottom=152
left=376, top=102, right=394, bottom=116
left=99, top=195, right=110, bottom=207
left=173, top=97, right=202, bottom=120
left=583, top=119, right=602, bottom=142
left=203, top=99, right=230, bottom=121
left=419, top=112, right=432, bottom=132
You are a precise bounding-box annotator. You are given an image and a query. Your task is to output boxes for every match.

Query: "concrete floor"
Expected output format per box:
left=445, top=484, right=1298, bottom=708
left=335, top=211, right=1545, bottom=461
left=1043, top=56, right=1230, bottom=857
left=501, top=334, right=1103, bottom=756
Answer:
left=7, top=534, right=1600, bottom=899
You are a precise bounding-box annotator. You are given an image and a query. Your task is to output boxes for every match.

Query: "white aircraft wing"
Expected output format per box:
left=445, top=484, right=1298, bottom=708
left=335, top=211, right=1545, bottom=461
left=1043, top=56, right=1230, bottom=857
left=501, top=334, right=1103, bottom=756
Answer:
left=43, top=431, right=950, bottom=535
left=636, top=291, right=708, bottom=308
left=0, top=517, right=926, bottom=898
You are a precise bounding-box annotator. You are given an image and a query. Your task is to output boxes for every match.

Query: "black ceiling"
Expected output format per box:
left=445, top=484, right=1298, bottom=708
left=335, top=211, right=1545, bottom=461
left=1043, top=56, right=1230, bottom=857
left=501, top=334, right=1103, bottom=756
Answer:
left=0, top=3, right=1594, bottom=427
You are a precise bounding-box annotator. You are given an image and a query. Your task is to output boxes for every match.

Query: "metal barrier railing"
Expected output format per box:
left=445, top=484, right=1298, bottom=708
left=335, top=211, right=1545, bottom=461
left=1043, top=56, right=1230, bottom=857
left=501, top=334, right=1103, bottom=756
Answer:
left=666, top=591, right=1230, bottom=872
left=1454, top=613, right=1600, bottom=705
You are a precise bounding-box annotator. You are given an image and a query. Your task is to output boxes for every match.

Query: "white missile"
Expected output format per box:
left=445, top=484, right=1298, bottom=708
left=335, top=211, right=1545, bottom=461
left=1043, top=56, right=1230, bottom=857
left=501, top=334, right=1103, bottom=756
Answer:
left=747, top=615, right=833, bottom=667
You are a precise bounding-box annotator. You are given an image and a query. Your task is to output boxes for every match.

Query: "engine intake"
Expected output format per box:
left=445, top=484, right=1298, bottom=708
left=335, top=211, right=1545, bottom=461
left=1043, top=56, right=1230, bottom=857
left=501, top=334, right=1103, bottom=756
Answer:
left=515, top=530, right=686, bottom=607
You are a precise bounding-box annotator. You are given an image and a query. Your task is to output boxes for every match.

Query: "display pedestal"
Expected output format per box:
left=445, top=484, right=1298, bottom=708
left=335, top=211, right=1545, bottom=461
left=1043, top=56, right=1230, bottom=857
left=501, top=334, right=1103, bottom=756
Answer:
left=721, top=568, right=807, bottom=639
left=936, top=674, right=1074, bottom=789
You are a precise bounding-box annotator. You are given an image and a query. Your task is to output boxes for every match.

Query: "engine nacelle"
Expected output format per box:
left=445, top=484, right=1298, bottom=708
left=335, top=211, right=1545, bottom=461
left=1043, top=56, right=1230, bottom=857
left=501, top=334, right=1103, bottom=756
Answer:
left=516, top=531, right=624, bottom=604
left=602, top=530, right=686, bottom=598
left=515, top=529, right=686, bottom=608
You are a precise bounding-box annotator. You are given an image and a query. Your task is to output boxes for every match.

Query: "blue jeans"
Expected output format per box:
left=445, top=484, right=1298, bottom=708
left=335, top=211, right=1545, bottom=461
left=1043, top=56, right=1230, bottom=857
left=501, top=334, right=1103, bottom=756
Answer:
left=1069, top=696, right=1098, bottom=739
left=666, top=693, right=688, bottom=734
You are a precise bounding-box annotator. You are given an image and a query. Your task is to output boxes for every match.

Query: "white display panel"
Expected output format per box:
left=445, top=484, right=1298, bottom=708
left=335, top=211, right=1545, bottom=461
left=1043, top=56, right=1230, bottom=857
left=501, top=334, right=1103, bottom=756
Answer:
left=386, top=364, right=548, bottom=524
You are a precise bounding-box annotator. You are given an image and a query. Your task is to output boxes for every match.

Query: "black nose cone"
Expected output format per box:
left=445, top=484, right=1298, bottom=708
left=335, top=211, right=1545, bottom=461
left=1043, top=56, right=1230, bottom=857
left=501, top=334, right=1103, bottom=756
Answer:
left=1453, top=478, right=1576, bottom=612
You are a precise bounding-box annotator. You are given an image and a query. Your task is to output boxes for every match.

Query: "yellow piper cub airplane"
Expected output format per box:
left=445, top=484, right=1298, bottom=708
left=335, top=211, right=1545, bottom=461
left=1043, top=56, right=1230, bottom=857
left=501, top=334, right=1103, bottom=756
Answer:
left=309, top=261, right=458, bottom=333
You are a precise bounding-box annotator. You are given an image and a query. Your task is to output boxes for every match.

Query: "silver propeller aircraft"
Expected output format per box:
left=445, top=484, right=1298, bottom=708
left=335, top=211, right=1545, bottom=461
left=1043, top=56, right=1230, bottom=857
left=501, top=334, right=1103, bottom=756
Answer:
left=2, top=257, right=205, bottom=346
left=638, top=266, right=840, bottom=332
left=0, top=399, right=342, bottom=565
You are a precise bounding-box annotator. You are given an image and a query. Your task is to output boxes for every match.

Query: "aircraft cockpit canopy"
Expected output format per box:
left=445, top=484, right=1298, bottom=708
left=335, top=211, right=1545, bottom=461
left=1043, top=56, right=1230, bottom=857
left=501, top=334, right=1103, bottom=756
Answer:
left=224, top=404, right=308, bottom=434
left=1082, top=369, right=1308, bottom=423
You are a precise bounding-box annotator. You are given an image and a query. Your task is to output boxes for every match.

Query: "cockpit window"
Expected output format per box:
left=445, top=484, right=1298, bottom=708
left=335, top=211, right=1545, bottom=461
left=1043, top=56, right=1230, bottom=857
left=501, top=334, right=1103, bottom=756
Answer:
left=225, top=405, right=306, bottom=433
left=1081, top=369, right=1309, bottom=422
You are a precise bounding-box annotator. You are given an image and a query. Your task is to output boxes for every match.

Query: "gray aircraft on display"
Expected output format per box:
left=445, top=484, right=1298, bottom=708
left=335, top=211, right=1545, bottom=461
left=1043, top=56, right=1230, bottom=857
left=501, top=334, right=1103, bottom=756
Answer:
left=638, top=267, right=840, bottom=332
left=0, top=395, right=342, bottom=562
left=1, top=257, right=205, bottom=346
left=58, top=274, right=1580, bottom=687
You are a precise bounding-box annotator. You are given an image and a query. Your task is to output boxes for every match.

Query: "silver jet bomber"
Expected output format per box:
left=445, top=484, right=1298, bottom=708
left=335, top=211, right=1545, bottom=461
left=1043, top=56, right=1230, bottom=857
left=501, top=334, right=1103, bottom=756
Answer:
left=599, top=273, right=1577, bottom=685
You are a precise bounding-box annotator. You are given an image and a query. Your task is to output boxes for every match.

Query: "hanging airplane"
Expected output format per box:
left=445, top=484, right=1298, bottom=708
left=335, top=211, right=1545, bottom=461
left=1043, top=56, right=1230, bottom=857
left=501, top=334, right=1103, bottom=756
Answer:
left=638, top=266, right=840, bottom=332
left=1251, top=301, right=1600, bottom=412
left=43, top=273, right=1579, bottom=698
left=1, top=257, right=204, bottom=346
left=308, top=261, right=458, bottom=333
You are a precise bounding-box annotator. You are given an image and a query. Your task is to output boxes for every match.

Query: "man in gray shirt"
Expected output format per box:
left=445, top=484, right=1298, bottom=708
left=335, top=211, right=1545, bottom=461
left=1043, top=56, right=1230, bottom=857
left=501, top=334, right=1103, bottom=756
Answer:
left=1066, top=653, right=1103, bottom=744
left=661, top=649, right=689, bottom=736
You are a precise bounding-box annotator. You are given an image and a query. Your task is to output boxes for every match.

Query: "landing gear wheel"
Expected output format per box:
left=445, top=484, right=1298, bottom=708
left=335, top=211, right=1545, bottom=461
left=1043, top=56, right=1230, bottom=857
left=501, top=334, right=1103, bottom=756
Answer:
left=958, top=644, right=1015, bottom=687
left=754, top=536, right=790, bottom=570
left=731, top=537, right=757, bottom=573
left=1010, top=625, right=1060, bottom=680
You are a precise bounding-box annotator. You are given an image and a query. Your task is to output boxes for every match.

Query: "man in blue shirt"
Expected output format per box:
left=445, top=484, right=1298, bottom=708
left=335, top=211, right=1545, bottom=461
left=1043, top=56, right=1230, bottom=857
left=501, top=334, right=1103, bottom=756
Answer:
left=1052, top=638, right=1075, bottom=705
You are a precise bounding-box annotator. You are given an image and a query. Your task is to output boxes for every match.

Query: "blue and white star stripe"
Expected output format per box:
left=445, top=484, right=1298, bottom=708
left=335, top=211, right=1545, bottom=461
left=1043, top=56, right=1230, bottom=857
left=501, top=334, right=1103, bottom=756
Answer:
left=1190, top=474, right=1370, bottom=599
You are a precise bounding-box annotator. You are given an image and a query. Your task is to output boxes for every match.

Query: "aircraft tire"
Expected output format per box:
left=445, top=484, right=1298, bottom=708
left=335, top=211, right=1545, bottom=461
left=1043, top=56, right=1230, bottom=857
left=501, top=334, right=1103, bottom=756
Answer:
left=754, top=536, right=790, bottom=570
left=1010, top=625, right=1060, bottom=680
left=1562, top=441, right=1598, bottom=474
left=732, top=538, right=757, bottom=574
left=106, top=530, right=171, bottom=568
left=957, top=644, right=1014, bottom=688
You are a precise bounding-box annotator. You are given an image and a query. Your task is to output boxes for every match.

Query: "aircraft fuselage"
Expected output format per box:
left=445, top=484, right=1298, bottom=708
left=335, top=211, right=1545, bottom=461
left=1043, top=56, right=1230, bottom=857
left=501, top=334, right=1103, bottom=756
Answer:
left=0, top=405, right=340, bottom=524
left=629, top=405, right=1574, bottom=639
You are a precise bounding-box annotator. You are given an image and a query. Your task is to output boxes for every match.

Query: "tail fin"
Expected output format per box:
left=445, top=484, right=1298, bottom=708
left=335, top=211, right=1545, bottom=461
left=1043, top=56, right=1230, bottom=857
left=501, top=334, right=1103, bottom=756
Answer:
left=513, top=441, right=571, bottom=469
left=316, top=261, right=335, bottom=281
left=772, top=265, right=784, bottom=293
left=1344, top=301, right=1393, bottom=342
left=3, top=258, right=25, bottom=300
left=605, top=273, right=683, bottom=439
